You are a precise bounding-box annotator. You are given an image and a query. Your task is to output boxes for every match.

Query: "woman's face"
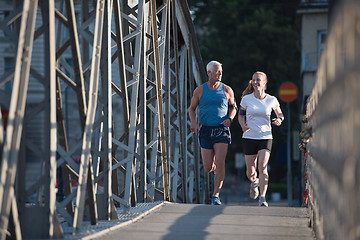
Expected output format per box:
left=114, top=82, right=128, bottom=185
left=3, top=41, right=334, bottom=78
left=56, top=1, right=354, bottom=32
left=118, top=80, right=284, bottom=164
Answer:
left=252, top=73, right=267, bottom=91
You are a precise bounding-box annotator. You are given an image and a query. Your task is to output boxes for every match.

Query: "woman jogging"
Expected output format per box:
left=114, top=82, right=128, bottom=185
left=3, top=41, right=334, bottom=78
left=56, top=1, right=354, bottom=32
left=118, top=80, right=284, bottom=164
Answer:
left=238, top=71, right=284, bottom=207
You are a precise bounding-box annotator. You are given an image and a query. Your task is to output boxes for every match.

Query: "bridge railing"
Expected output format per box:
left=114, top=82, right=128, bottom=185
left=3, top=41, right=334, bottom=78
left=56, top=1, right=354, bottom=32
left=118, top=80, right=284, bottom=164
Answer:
left=301, top=0, right=360, bottom=239
left=0, top=0, right=207, bottom=238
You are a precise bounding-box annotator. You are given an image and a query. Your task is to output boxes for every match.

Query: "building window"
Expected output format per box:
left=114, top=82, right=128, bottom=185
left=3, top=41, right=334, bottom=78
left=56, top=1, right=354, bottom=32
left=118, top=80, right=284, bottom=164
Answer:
left=301, top=0, right=328, bottom=4
left=2, top=11, right=15, bottom=36
left=4, top=57, right=14, bottom=91
left=4, top=57, right=14, bottom=72
left=318, top=30, right=327, bottom=62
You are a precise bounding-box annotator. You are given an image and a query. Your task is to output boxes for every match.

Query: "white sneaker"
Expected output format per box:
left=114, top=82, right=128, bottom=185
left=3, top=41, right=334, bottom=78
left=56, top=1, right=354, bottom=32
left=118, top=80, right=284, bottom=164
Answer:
left=259, top=196, right=268, bottom=207
left=249, top=178, right=259, bottom=199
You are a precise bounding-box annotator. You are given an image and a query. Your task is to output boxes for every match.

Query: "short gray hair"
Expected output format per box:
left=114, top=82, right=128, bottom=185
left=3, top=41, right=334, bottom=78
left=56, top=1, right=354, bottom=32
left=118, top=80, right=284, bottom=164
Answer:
left=206, top=60, right=222, bottom=72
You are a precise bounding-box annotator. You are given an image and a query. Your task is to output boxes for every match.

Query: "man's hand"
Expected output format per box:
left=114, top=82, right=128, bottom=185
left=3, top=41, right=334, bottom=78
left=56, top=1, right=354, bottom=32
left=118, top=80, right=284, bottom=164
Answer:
left=222, top=118, right=232, bottom=127
left=190, top=122, right=200, bottom=135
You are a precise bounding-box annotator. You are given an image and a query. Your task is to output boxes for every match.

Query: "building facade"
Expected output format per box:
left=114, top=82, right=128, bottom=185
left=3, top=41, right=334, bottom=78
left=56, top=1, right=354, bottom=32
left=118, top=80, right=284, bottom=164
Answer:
left=297, top=0, right=328, bottom=113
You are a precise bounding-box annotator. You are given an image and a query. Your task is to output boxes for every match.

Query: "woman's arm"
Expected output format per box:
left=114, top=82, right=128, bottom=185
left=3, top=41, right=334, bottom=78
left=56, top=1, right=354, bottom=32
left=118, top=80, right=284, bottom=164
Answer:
left=272, top=107, right=284, bottom=126
left=238, top=107, right=249, bottom=132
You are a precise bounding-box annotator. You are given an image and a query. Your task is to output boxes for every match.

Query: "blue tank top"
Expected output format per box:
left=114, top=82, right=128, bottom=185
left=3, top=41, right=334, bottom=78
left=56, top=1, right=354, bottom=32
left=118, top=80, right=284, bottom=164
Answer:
left=199, top=82, right=228, bottom=126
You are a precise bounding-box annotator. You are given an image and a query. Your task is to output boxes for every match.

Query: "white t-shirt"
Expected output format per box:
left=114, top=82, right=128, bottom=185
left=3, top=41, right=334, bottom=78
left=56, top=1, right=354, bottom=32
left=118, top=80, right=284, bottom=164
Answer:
left=240, top=93, right=280, bottom=139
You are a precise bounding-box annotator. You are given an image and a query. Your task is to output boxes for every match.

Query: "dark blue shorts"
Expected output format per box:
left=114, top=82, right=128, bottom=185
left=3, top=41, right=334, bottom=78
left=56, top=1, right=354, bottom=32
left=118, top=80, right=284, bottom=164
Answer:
left=199, top=125, right=231, bottom=149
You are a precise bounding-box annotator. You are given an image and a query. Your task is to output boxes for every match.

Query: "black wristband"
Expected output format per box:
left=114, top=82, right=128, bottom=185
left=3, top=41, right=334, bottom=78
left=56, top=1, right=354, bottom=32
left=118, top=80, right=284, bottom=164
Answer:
left=228, top=117, right=233, bottom=123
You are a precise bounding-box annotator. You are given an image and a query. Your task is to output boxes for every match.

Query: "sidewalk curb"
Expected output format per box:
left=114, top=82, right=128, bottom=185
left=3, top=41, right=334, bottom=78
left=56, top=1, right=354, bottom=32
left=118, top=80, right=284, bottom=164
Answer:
left=81, top=201, right=168, bottom=240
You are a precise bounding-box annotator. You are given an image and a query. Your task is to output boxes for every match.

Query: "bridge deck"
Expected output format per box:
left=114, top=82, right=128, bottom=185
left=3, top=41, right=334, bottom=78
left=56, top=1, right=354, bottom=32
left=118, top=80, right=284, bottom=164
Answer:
left=66, top=202, right=315, bottom=240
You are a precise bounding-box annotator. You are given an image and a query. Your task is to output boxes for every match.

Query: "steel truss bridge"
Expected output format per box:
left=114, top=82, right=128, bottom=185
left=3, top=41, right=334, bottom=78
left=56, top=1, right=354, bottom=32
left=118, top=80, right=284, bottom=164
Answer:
left=0, top=0, right=208, bottom=238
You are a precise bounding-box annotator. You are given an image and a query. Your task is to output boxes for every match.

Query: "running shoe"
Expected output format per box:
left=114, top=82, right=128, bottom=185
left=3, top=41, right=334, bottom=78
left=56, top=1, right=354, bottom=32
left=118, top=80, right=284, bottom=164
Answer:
left=249, top=178, right=259, bottom=199
left=211, top=195, right=222, bottom=205
left=259, top=196, right=268, bottom=207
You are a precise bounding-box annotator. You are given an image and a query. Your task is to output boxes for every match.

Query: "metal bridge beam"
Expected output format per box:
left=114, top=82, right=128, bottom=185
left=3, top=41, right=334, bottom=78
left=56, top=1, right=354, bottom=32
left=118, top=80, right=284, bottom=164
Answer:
left=0, top=1, right=39, bottom=239
left=0, top=0, right=206, bottom=238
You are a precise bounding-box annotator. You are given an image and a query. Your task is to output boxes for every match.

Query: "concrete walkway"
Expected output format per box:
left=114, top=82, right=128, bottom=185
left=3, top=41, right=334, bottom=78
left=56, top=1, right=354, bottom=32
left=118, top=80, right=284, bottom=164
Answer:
left=90, top=202, right=315, bottom=240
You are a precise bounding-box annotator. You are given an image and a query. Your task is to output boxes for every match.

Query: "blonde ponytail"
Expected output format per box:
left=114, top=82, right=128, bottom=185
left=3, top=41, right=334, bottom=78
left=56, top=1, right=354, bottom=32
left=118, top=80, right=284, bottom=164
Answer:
left=241, top=80, right=254, bottom=98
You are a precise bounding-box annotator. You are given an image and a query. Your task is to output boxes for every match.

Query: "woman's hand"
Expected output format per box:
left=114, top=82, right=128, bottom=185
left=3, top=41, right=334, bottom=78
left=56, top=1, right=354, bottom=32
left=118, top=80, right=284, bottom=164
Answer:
left=272, top=118, right=283, bottom=126
left=241, top=123, right=250, bottom=132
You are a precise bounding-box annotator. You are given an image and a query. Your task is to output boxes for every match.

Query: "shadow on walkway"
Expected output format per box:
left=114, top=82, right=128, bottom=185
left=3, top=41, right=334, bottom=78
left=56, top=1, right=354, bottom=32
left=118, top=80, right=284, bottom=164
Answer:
left=161, top=204, right=224, bottom=240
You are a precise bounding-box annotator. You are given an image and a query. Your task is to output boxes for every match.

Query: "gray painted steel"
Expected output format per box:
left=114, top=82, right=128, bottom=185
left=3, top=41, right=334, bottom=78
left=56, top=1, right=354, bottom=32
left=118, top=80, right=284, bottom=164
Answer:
left=0, top=0, right=205, bottom=238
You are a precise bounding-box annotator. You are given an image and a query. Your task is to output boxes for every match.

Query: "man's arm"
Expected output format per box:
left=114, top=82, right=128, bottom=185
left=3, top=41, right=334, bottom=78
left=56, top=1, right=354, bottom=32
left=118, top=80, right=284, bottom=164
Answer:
left=189, top=86, right=201, bottom=134
left=223, top=85, right=237, bottom=127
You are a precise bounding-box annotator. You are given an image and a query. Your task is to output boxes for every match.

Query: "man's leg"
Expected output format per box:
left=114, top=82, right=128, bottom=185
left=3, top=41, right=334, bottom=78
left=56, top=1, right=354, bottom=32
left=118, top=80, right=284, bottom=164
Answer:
left=257, top=149, right=271, bottom=197
left=201, top=147, right=216, bottom=203
left=200, top=147, right=215, bottom=172
left=212, top=143, right=228, bottom=195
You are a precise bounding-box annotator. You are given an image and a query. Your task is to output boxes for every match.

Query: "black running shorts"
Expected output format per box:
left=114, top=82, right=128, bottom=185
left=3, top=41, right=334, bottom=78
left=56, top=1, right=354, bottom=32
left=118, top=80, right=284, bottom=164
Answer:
left=242, top=138, right=272, bottom=155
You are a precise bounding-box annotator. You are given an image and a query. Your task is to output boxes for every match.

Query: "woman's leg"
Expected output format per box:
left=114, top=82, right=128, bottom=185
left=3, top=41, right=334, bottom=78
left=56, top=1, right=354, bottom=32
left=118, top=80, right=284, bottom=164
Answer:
left=257, top=149, right=271, bottom=197
left=245, top=154, right=259, bottom=199
left=245, top=154, right=258, bottom=183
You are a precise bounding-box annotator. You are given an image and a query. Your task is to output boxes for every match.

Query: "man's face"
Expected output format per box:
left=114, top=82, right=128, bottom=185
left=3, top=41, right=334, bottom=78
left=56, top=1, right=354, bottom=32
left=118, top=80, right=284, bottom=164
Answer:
left=209, top=65, right=223, bottom=82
